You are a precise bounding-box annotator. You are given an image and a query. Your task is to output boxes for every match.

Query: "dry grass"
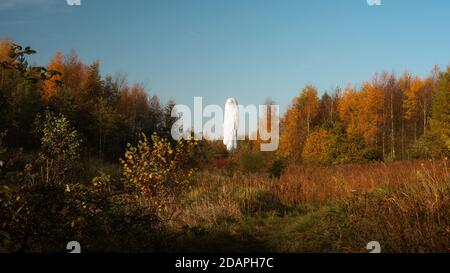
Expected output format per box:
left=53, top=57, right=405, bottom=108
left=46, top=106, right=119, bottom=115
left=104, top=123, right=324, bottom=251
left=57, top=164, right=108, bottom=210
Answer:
left=173, top=160, right=450, bottom=252
left=277, top=160, right=448, bottom=203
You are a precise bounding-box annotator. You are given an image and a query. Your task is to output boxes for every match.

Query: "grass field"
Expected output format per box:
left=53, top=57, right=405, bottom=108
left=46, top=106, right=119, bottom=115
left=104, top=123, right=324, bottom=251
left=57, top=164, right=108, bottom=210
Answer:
left=169, top=160, right=450, bottom=253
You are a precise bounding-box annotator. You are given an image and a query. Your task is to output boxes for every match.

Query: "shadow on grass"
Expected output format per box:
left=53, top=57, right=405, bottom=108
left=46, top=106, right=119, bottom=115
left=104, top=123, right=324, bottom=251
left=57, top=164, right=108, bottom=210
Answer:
left=169, top=228, right=273, bottom=253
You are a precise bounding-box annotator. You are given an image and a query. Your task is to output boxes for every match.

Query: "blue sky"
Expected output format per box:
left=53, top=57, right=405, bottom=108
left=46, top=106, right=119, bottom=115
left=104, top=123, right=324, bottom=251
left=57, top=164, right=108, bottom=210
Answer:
left=1, top=0, right=450, bottom=113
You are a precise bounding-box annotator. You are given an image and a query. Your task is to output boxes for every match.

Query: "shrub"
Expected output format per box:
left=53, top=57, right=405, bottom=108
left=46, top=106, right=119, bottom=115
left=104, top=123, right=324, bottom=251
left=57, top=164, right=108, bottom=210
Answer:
left=188, top=139, right=228, bottom=169
left=229, top=141, right=268, bottom=174
left=409, top=131, right=448, bottom=159
left=32, top=110, right=82, bottom=184
left=0, top=111, right=85, bottom=252
left=333, top=137, right=381, bottom=164
left=239, top=151, right=266, bottom=173
left=268, top=158, right=286, bottom=179
left=120, top=133, right=196, bottom=222
left=0, top=128, right=170, bottom=252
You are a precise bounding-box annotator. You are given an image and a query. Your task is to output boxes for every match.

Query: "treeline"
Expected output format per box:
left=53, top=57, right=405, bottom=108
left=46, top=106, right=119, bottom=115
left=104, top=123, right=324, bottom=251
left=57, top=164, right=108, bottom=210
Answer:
left=278, top=69, right=449, bottom=164
left=1, top=38, right=449, bottom=167
left=0, top=38, right=177, bottom=161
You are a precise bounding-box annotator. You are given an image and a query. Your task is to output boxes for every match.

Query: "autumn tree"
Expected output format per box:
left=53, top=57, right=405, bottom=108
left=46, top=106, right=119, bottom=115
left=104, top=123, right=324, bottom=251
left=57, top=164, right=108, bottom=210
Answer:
left=63, top=50, right=87, bottom=96
left=148, top=95, right=164, bottom=135
left=302, top=129, right=337, bottom=165
left=316, top=92, right=334, bottom=127
left=0, top=39, right=14, bottom=130
left=116, top=84, right=152, bottom=144
left=300, top=85, right=320, bottom=135
left=278, top=85, right=319, bottom=162
left=429, top=66, right=450, bottom=153
left=359, top=81, right=384, bottom=153
left=402, top=75, right=423, bottom=140
left=156, top=98, right=176, bottom=140
left=0, top=41, right=53, bottom=148
left=42, top=52, right=64, bottom=102
left=0, top=38, right=14, bottom=89
left=381, top=72, right=401, bottom=160
left=338, top=85, right=360, bottom=138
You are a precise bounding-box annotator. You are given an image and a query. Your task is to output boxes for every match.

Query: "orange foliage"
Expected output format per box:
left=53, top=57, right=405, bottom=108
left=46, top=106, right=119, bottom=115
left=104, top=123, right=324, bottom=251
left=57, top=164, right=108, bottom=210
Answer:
left=278, top=85, right=319, bottom=161
left=403, top=76, right=425, bottom=121
left=302, top=129, right=336, bottom=165
left=42, top=51, right=64, bottom=102
left=0, top=38, right=13, bottom=63
left=338, top=83, right=383, bottom=147
left=338, top=86, right=360, bottom=138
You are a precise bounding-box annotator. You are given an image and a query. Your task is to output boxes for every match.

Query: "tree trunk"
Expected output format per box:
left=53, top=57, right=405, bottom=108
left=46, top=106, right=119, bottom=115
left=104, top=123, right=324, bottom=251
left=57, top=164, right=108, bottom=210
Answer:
left=390, top=90, right=396, bottom=159
left=401, top=121, right=405, bottom=160
left=306, top=108, right=310, bottom=136
left=423, top=105, right=427, bottom=135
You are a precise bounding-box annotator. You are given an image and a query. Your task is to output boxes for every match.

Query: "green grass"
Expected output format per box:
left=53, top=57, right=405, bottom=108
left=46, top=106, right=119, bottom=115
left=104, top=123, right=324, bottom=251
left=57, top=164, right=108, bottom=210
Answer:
left=173, top=204, right=367, bottom=253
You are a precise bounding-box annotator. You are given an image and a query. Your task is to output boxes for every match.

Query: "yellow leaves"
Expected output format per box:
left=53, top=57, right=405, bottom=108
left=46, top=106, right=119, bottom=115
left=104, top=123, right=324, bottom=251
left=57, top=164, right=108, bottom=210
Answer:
left=120, top=133, right=195, bottom=218
left=338, top=87, right=361, bottom=138
left=125, top=151, right=133, bottom=160
left=278, top=86, right=320, bottom=162
left=91, top=173, right=111, bottom=190
left=403, top=76, right=425, bottom=121
left=337, top=83, right=383, bottom=147
left=302, top=129, right=337, bottom=165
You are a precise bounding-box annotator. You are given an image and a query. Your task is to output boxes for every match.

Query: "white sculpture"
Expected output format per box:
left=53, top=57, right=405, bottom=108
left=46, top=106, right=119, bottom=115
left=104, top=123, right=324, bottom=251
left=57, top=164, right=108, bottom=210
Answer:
left=223, top=98, right=239, bottom=151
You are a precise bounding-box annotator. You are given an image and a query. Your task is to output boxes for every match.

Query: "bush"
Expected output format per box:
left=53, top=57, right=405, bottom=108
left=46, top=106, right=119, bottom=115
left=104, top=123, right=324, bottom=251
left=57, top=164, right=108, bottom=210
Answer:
left=409, top=132, right=448, bottom=159
left=0, top=124, right=171, bottom=252
left=333, top=137, right=381, bottom=164
left=188, top=139, right=228, bottom=169
left=32, top=110, right=82, bottom=184
left=0, top=168, right=168, bottom=252
left=268, top=158, right=286, bottom=179
left=0, top=111, right=84, bottom=252
left=229, top=141, right=268, bottom=174
left=239, top=151, right=266, bottom=173
left=120, top=133, right=196, bottom=222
